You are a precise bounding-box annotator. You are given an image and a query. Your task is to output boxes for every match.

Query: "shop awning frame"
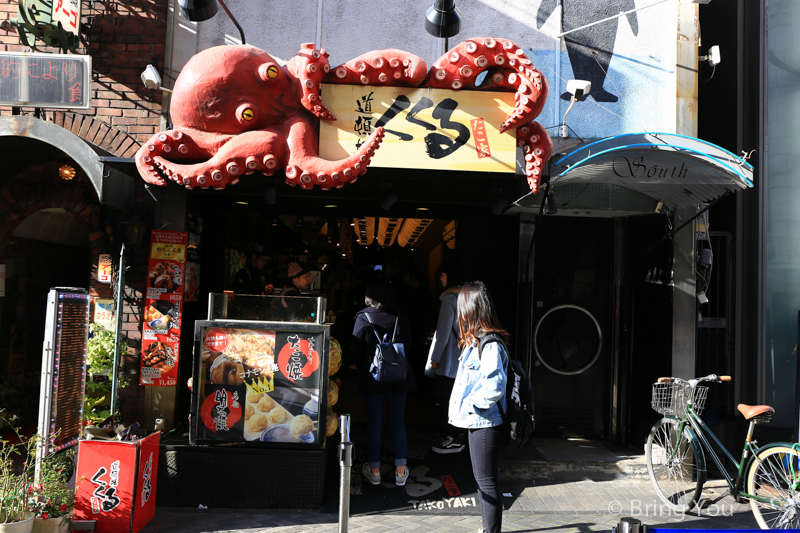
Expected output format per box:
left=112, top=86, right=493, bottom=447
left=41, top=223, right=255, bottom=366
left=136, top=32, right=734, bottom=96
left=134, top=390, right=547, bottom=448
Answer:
left=548, top=132, right=754, bottom=211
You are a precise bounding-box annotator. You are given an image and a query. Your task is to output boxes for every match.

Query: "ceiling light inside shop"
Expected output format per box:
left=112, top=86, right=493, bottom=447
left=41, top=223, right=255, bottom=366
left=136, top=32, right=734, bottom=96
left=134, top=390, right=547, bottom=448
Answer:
left=377, top=217, right=404, bottom=247
left=235, top=201, right=249, bottom=205
left=397, top=218, right=433, bottom=248
left=353, top=217, right=375, bottom=246
left=59, top=165, right=76, bottom=180
left=324, top=204, right=338, bottom=208
left=416, top=207, right=430, bottom=211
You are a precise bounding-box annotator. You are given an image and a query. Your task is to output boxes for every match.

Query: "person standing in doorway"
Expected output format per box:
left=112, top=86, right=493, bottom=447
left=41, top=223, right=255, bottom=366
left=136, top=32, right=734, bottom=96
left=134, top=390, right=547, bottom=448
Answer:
left=233, top=244, right=274, bottom=295
left=352, top=280, right=416, bottom=487
left=425, top=261, right=465, bottom=453
left=449, top=281, right=509, bottom=533
left=277, top=262, right=313, bottom=321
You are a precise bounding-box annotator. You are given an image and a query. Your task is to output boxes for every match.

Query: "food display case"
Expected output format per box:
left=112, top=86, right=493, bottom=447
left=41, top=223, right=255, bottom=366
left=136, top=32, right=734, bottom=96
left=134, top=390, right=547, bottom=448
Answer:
left=157, top=294, right=332, bottom=509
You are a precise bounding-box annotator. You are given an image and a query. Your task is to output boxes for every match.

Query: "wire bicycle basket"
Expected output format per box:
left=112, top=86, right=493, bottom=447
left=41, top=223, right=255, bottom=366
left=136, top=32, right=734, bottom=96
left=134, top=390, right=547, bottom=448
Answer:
left=652, top=382, right=708, bottom=418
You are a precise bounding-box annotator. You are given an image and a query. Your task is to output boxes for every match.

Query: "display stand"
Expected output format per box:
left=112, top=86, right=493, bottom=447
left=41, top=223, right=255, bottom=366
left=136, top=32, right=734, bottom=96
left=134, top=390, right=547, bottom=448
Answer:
left=74, top=431, right=160, bottom=533
left=155, top=293, right=330, bottom=509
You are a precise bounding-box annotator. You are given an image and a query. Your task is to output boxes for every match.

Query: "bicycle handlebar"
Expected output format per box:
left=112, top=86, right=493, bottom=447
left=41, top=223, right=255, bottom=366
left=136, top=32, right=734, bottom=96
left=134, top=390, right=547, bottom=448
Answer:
left=656, top=374, right=731, bottom=385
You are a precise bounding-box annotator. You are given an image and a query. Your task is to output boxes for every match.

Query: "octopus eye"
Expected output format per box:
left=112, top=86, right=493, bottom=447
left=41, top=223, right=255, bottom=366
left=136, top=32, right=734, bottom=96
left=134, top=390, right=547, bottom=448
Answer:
left=259, top=63, right=280, bottom=82
left=236, top=103, right=258, bottom=124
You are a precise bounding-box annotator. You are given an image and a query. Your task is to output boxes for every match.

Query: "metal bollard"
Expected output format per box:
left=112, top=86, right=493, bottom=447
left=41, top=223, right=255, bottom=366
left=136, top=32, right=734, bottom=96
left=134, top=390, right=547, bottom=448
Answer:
left=338, top=414, right=353, bottom=533
left=619, top=517, right=642, bottom=533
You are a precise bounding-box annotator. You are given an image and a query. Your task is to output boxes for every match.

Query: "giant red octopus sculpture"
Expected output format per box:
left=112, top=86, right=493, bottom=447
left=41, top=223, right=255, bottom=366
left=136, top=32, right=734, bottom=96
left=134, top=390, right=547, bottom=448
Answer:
left=135, top=37, right=553, bottom=193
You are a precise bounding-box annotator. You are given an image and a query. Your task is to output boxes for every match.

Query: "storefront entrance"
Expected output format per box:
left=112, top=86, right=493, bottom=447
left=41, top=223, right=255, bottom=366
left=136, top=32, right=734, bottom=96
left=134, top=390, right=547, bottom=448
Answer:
left=530, top=217, right=615, bottom=438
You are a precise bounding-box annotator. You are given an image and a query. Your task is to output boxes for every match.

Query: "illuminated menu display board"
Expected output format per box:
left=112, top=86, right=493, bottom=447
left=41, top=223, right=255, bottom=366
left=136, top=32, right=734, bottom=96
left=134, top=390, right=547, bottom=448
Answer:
left=0, top=52, right=91, bottom=109
left=37, top=289, right=89, bottom=455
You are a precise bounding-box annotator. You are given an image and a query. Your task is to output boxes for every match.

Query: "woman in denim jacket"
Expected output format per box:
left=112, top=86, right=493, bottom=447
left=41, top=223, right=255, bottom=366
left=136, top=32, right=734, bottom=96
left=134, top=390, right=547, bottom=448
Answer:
left=449, top=281, right=508, bottom=533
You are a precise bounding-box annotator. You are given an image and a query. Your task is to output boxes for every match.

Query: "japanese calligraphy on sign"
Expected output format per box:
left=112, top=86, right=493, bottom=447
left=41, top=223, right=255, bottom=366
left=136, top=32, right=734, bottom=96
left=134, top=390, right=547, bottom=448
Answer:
left=319, top=84, right=517, bottom=173
left=0, top=52, right=90, bottom=109
left=90, top=462, right=122, bottom=514
left=52, top=0, right=82, bottom=36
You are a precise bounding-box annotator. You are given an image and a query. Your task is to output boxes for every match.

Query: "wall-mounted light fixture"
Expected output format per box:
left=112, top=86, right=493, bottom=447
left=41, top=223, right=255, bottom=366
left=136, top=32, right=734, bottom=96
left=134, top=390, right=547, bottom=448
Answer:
left=381, top=194, right=399, bottom=211
left=425, top=0, right=461, bottom=38
left=544, top=191, right=558, bottom=215
left=119, top=215, right=147, bottom=249
left=178, top=0, right=246, bottom=45
left=58, top=164, right=76, bottom=180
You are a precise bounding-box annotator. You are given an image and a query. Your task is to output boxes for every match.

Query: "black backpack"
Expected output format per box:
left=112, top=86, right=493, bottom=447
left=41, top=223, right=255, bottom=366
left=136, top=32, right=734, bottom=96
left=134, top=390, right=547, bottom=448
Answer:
left=479, top=333, right=536, bottom=450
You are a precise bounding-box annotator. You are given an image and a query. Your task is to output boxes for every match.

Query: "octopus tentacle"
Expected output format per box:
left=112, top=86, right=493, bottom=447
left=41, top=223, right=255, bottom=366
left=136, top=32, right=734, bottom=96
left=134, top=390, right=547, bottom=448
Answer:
left=283, top=116, right=384, bottom=191
left=138, top=129, right=286, bottom=190
left=325, top=49, right=427, bottom=87
left=286, top=43, right=336, bottom=121
left=422, top=37, right=548, bottom=133
left=135, top=129, right=223, bottom=186
left=516, top=121, right=553, bottom=194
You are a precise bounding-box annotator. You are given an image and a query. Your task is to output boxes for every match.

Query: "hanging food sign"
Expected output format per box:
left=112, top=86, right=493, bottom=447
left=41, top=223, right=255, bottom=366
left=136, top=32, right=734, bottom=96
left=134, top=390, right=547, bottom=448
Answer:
left=140, top=230, right=187, bottom=386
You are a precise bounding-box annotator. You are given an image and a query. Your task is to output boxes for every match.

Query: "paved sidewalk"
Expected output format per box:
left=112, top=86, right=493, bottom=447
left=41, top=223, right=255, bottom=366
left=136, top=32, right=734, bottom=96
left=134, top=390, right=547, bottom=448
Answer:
left=141, top=479, right=761, bottom=532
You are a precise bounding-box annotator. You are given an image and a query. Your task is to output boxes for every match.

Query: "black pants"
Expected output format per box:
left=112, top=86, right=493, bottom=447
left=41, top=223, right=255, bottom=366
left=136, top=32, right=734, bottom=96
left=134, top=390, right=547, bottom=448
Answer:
left=468, top=425, right=503, bottom=533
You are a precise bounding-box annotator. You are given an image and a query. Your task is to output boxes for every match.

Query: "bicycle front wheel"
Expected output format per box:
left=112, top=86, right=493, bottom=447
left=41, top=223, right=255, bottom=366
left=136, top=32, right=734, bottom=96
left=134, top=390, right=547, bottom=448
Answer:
left=646, top=417, right=704, bottom=512
left=746, top=445, right=800, bottom=529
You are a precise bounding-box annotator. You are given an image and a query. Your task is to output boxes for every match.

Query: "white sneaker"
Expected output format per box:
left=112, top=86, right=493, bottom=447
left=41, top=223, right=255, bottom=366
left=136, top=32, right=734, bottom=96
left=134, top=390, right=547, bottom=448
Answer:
left=432, top=434, right=465, bottom=454
left=362, top=463, right=381, bottom=485
left=395, top=465, right=409, bottom=486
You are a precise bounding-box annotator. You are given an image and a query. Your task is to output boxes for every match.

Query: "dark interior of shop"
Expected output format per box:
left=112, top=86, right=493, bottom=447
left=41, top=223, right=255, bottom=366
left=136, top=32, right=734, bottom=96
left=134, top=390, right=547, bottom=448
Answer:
left=164, top=167, right=527, bottom=439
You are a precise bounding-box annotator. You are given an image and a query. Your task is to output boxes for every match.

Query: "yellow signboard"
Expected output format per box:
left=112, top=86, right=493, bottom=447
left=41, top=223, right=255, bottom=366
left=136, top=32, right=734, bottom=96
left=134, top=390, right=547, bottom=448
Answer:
left=150, top=243, right=186, bottom=262
left=319, top=84, right=517, bottom=173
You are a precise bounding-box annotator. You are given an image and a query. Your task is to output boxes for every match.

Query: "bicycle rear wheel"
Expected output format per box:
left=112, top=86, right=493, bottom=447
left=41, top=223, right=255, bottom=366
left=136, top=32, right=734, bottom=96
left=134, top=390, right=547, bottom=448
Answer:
left=746, top=445, right=800, bottom=529
left=646, top=418, right=704, bottom=512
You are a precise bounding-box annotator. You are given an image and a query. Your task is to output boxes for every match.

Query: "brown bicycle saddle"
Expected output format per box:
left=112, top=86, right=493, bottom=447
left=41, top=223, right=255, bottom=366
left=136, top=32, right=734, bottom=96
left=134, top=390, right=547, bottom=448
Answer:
left=737, top=403, right=775, bottom=420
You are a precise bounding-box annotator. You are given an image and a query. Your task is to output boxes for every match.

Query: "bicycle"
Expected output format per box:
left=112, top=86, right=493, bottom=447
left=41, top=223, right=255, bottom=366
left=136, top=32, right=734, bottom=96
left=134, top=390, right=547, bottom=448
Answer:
left=645, top=374, right=800, bottom=529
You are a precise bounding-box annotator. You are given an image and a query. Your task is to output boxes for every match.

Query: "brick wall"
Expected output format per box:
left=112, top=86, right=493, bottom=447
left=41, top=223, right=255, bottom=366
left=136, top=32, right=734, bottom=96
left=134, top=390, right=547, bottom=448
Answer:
left=0, top=0, right=168, bottom=144
left=0, top=1, right=170, bottom=425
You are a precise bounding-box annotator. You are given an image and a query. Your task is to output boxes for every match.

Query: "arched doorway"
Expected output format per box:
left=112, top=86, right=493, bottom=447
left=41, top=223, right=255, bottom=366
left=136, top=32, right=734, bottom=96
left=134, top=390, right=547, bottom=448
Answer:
left=1, top=208, right=92, bottom=421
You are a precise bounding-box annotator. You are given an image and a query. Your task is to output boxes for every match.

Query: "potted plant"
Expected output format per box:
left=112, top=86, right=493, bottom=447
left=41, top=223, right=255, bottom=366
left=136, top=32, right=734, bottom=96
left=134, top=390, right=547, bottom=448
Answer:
left=85, top=324, right=129, bottom=425
left=0, top=413, right=35, bottom=532
left=27, top=448, right=74, bottom=533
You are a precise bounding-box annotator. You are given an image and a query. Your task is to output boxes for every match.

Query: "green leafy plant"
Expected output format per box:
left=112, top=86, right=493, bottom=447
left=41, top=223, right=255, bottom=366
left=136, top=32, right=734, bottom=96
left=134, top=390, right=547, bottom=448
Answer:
left=27, top=448, right=75, bottom=520
left=85, top=325, right=130, bottom=424
left=0, top=411, right=35, bottom=524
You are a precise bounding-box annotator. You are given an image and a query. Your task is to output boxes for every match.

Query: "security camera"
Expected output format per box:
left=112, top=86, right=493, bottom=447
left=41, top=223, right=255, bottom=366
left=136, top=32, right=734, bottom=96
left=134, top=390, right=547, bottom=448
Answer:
left=566, top=79, right=591, bottom=99
left=700, top=45, right=721, bottom=67
left=140, top=64, right=162, bottom=90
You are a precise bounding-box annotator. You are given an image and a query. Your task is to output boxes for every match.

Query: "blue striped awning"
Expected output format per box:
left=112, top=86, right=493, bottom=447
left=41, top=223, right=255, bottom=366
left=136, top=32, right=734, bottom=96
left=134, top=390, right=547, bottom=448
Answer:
left=549, top=133, right=754, bottom=210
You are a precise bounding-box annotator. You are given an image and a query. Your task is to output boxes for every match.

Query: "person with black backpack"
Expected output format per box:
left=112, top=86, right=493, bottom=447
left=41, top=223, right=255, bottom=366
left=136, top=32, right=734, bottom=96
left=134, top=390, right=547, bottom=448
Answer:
left=351, top=280, right=417, bottom=487
left=448, top=281, right=508, bottom=533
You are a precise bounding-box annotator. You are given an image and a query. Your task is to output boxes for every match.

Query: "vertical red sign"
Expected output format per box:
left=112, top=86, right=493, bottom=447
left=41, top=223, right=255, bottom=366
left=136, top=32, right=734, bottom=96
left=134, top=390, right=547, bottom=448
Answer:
left=140, top=230, right=187, bottom=387
left=470, top=118, right=492, bottom=159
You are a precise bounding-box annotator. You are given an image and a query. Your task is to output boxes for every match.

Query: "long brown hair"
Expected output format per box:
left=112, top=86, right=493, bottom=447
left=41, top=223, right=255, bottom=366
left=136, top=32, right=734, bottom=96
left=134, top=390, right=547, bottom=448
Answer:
left=457, top=281, right=509, bottom=348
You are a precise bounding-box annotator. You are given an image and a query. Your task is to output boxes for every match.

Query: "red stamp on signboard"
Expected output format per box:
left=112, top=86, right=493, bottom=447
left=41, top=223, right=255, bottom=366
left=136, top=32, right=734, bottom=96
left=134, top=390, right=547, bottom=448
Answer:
left=470, top=118, right=491, bottom=159
left=205, top=329, right=229, bottom=352
left=441, top=474, right=461, bottom=496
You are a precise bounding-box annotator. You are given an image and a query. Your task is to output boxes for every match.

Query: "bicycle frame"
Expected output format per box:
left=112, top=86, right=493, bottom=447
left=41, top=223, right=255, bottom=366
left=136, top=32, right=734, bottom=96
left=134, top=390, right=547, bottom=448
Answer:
left=669, top=405, right=786, bottom=507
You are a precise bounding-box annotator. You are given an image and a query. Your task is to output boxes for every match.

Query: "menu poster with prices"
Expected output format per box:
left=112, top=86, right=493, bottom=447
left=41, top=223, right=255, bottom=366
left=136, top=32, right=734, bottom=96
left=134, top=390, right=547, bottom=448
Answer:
left=195, top=327, right=323, bottom=446
left=140, top=230, right=187, bottom=386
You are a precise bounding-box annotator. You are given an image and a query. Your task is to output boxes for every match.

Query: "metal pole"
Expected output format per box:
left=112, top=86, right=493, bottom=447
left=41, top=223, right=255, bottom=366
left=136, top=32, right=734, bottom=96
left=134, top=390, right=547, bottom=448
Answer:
left=338, top=414, right=353, bottom=533
left=216, top=0, right=246, bottom=44
left=110, top=244, right=126, bottom=422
